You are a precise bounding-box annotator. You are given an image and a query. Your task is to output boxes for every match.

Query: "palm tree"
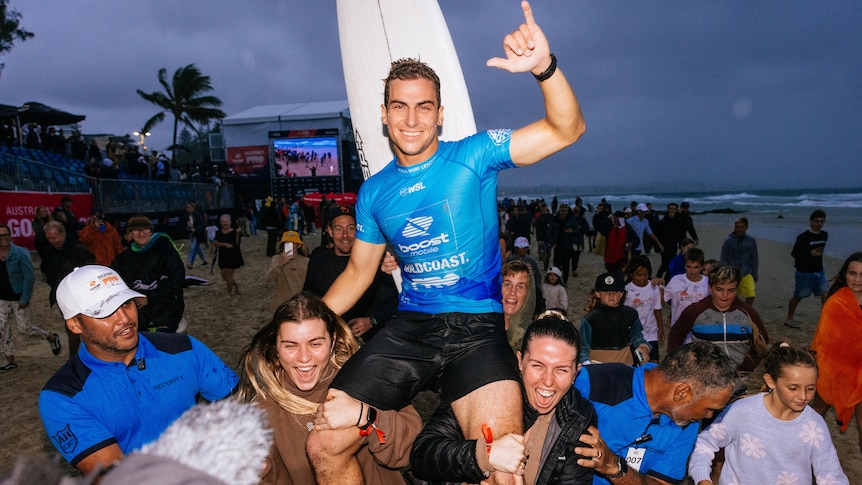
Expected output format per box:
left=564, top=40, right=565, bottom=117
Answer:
left=136, top=64, right=226, bottom=155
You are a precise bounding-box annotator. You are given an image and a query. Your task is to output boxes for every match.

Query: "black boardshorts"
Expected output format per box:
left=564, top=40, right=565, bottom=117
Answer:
left=331, top=311, right=519, bottom=410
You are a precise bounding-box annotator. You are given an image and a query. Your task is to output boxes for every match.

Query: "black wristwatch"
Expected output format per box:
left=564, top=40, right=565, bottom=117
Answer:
left=605, top=455, right=628, bottom=479
left=360, top=406, right=377, bottom=430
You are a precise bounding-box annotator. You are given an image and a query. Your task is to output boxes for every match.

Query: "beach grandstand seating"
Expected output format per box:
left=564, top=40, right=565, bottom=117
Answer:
left=0, top=145, right=233, bottom=214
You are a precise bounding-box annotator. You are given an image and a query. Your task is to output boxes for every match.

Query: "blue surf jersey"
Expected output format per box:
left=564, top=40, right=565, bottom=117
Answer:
left=355, top=130, right=516, bottom=314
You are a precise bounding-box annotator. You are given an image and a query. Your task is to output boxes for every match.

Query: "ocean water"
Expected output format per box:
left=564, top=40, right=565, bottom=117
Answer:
left=503, top=188, right=862, bottom=260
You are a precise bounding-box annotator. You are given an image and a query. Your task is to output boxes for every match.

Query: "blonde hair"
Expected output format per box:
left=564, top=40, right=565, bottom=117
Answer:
left=236, top=292, right=358, bottom=415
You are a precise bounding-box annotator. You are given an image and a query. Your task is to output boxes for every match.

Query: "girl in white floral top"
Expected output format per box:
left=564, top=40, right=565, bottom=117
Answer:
left=688, top=342, right=848, bottom=485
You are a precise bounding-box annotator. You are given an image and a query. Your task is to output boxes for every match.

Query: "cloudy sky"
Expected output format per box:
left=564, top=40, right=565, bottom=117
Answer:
left=2, top=1, right=859, bottom=192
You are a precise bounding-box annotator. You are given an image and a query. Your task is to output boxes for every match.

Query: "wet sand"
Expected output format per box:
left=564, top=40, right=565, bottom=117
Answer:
left=1, top=222, right=858, bottom=482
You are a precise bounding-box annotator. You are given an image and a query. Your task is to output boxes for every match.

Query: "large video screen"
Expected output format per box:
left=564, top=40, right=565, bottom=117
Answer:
left=272, top=136, right=340, bottom=178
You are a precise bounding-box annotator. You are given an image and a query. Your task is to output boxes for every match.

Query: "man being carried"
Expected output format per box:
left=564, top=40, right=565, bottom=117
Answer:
left=39, top=265, right=238, bottom=475
left=308, top=2, right=586, bottom=483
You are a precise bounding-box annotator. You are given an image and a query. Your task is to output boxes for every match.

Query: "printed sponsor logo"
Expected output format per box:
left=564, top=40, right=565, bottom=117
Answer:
left=410, top=274, right=461, bottom=288
left=401, top=252, right=468, bottom=275
left=397, top=233, right=450, bottom=255
left=487, top=129, right=512, bottom=146
left=399, top=181, right=427, bottom=196
left=401, top=216, right=434, bottom=238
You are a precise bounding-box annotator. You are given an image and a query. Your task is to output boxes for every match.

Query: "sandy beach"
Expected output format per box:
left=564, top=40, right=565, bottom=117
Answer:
left=1, top=219, right=858, bottom=482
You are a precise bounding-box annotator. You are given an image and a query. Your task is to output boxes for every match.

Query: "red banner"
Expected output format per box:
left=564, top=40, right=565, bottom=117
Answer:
left=0, top=192, right=94, bottom=250
left=226, top=145, right=269, bottom=177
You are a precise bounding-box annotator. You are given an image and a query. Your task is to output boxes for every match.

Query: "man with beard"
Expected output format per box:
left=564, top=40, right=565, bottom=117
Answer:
left=38, top=265, right=238, bottom=476
left=303, top=204, right=398, bottom=341
left=573, top=342, right=738, bottom=485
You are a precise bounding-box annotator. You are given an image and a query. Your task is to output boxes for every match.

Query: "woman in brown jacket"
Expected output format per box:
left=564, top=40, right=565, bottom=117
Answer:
left=237, top=292, right=421, bottom=484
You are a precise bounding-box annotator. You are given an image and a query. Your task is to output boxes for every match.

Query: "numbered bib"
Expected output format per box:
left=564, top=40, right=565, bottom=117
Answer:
left=625, top=447, right=646, bottom=472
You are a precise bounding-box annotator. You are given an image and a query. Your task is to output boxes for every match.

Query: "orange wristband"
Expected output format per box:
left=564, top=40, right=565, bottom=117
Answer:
left=481, top=424, right=493, bottom=457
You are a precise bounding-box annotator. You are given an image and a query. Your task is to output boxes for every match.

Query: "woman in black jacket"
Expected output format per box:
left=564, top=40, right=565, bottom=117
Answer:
left=410, top=313, right=596, bottom=484
left=112, top=215, right=186, bottom=333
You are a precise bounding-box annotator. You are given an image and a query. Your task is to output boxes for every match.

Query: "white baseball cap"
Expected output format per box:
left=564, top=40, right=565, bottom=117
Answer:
left=56, top=265, right=145, bottom=319
left=514, top=237, right=530, bottom=249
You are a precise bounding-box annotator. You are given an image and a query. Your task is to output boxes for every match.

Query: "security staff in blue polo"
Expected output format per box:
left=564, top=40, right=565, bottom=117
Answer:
left=571, top=342, right=738, bottom=485
left=39, top=265, right=238, bottom=475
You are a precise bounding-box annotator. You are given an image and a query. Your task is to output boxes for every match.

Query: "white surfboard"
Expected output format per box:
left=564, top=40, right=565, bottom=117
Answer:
left=336, top=0, right=477, bottom=179
left=337, top=0, right=477, bottom=291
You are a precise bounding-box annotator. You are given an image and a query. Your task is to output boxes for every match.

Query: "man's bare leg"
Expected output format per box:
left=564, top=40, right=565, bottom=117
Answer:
left=306, top=427, right=363, bottom=485
left=452, top=379, right=522, bottom=485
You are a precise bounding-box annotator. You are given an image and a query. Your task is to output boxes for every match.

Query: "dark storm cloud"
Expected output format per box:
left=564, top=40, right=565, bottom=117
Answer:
left=2, top=1, right=859, bottom=191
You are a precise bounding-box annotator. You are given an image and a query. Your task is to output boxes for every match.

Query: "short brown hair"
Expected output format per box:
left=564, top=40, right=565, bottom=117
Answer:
left=502, top=260, right=532, bottom=280
left=384, top=58, right=441, bottom=107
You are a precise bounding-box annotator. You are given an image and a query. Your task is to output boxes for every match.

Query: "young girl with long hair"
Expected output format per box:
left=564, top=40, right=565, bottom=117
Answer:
left=810, top=251, right=862, bottom=455
left=688, top=342, right=848, bottom=484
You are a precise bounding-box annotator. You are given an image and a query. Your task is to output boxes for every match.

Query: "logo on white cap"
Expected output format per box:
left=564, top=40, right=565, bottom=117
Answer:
left=56, top=265, right=145, bottom=320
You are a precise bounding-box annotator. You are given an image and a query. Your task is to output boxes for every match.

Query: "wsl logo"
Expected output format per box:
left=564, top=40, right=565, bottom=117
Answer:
left=399, top=181, right=426, bottom=196
left=398, top=216, right=449, bottom=256
left=52, top=424, right=78, bottom=454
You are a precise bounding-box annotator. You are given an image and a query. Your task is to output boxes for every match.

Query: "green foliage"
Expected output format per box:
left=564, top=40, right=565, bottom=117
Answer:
left=136, top=64, right=226, bottom=153
left=0, top=0, right=35, bottom=77
left=176, top=123, right=215, bottom=165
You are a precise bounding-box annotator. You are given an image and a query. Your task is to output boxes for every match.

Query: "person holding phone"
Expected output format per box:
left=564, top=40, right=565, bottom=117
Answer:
left=78, top=207, right=123, bottom=267
left=266, top=231, right=310, bottom=313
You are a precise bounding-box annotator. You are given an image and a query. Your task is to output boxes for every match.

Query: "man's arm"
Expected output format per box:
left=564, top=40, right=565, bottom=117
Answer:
left=487, top=0, right=586, bottom=167
left=322, top=239, right=387, bottom=315
left=76, top=444, right=124, bottom=476
left=686, top=217, right=699, bottom=243
left=575, top=426, right=675, bottom=485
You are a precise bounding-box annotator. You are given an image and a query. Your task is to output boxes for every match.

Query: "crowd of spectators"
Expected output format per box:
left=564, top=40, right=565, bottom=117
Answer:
left=1, top=120, right=231, bottom=185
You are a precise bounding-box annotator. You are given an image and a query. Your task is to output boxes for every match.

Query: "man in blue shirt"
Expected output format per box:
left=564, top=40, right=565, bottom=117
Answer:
left=39, top=265, right=237, bottom=475
left=308, top=2, right=586, bottom=484
left=573, top=342, right=738, bottom=485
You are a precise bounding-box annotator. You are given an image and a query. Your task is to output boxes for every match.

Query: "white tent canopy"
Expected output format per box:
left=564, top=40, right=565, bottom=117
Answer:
left=222, top=100, right=351, bottom=148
